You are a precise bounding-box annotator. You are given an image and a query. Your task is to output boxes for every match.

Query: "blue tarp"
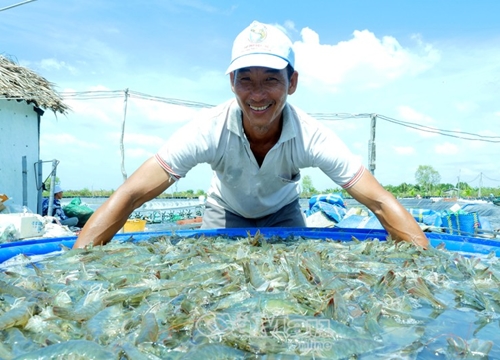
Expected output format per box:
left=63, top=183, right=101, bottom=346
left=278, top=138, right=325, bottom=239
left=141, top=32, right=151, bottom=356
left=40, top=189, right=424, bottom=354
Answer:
left=407, top=208, right=442, bottom=227
left=304, top=193, right=346, bottom=223
left=304, top=194, right=490, bottom=235
left=336, top=215, right=384, bottom=229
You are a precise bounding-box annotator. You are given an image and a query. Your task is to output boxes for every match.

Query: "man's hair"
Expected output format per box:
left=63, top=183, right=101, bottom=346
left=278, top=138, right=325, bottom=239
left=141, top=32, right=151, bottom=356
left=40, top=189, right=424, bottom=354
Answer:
left=232, top=65, right=295, bottom=82
left=286, top=64, right=295, bottom=80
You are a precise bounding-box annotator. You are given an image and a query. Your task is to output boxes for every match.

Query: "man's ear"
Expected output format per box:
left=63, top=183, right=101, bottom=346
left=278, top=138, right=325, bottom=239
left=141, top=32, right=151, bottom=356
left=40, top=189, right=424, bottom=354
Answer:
left=229, top=71, right=236, bottom=94
left=288, top=71, right=298, bottom=95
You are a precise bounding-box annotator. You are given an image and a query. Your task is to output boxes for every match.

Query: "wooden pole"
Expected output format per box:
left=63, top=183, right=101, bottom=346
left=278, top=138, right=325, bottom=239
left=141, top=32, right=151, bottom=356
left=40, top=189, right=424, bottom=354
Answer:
left=120, top=88, right=129, bottom=182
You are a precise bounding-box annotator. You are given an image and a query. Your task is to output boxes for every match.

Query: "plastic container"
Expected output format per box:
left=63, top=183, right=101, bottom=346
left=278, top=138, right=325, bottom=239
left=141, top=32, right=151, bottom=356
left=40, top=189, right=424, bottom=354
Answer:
left=441, top=212, right=480, bottom=235
left=0, top=213, right=44, bottom=239
left=176, top=216, right=202, bottom=225
left=123, top=219, right=147, bottom=233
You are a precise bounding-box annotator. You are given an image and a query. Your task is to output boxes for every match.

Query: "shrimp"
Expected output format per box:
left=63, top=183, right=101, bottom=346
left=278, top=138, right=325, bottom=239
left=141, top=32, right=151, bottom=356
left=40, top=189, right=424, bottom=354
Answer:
left=408, top=277, right=446, bottom=309
left=134, top=312, right=159, bottom=345
left=52, top=299, right=106, bottom=322
left=11, top=339, right=116, bottom=359
left=0, top=300, right=38, bottom=331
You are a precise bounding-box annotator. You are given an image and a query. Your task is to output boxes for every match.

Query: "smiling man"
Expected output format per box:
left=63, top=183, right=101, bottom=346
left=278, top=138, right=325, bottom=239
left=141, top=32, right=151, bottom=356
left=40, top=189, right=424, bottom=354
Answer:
left=74, top=21, right=429, bottom=249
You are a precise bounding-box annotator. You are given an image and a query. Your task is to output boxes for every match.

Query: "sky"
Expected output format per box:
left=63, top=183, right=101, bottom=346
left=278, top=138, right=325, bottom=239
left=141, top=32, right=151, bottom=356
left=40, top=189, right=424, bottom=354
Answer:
left=2, top=0, right=500, bottom=195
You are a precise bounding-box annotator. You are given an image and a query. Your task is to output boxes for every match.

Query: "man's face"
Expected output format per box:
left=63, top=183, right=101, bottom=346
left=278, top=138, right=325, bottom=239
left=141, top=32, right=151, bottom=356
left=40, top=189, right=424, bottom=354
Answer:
left=230, top=66, right=298, bottom=132
left=55, top=192, right=63, bottom=199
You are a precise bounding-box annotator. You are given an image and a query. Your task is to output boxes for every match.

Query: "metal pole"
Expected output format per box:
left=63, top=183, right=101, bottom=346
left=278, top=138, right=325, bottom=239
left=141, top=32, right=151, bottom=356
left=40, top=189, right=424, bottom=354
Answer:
left=47, top=159, right=57, bottom=217
left=22, top=156, right=28, bottom=207
left=37, top=160, right=43, bottom=215
left=478, top=172, right=482, bottom=198
left=368, top=114, right=377, bottom=175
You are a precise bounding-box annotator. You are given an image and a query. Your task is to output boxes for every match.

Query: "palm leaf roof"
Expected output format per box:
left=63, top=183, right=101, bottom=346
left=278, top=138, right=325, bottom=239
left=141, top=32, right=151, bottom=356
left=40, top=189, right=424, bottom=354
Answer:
left=0, top=55, right=68, bottom=114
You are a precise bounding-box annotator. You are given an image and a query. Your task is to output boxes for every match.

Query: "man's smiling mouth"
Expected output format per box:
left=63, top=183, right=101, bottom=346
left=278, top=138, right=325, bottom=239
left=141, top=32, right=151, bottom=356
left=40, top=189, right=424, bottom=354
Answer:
left=249, top=104, right=271, bottom=111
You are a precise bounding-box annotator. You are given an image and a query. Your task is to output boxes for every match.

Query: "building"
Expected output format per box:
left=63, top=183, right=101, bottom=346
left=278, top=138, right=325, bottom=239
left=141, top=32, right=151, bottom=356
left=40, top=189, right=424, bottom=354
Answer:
left=0, top=55, right=68, bottom=214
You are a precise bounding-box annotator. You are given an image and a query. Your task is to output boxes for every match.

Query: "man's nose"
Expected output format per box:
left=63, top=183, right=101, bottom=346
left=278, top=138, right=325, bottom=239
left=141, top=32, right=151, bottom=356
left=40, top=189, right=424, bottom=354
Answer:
left=249, top=82, right=266, bottom=99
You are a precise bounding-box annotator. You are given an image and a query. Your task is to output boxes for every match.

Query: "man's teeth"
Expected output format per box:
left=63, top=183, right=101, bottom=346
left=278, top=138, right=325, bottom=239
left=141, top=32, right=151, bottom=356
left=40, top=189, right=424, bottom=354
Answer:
left=250, top=104, right=269, bottom=111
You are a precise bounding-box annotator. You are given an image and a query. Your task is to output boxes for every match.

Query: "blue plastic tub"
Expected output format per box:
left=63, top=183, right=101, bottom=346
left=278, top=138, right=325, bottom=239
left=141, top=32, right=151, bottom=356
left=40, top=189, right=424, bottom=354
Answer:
left=1, top=227, right=499, bottom=264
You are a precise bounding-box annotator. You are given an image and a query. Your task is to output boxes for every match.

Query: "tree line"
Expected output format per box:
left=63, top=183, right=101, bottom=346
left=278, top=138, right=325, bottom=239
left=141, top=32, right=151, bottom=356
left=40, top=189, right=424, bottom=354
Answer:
left=301, top=165, right=500, bottom=199
left=43, top=183, right=206, bottom=200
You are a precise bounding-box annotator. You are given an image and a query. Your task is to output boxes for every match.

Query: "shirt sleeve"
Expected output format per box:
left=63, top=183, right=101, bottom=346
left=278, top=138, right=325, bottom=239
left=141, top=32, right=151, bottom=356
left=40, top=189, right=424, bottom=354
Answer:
left=42, top=198, right=49, bottom=216
left=154, top=103, right=229, bottom=179
left=294, top=107, right=364, bottom=188
left=53, top=200, right=67, bottom=220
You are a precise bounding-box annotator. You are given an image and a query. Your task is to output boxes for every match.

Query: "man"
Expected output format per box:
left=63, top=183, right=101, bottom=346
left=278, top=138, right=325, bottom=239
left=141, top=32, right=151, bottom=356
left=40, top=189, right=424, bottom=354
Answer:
left=42, top=185, right=79, bottom=227
left=74, top=21, right=429, bottom=249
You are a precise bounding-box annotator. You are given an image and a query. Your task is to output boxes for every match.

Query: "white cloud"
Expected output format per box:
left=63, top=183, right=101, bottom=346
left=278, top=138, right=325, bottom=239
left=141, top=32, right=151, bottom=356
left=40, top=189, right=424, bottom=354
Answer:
left=435, top=142, right=459, bottom=155
left=393, top=146, right=415, bottom=155
left=128, top=97, right=204, bottom=124
left=397, top=106, right=431, bottom=123
left=60, top=86, right=124, bottom=126
left=397, top=106, right=438, bottom=138
left=124, top=133, right=164, bottom=148
left=454, top=101, right=478, bottom=113
left=41, top=133, right=100, bottom=149
left=63, top=98, right=120, bottom=126
left=352, top=141, right=365, bottom=152
left=106, top=133, right=165, bottom=163
left=478, top=129, right=499, bottom=137
left=283, top=20, right=296, bottom=32
left=39, top=58, right=77, bottom=74
left=294, top=28, right=440, bottom=92
left=125, top=148, right=154, bottom=159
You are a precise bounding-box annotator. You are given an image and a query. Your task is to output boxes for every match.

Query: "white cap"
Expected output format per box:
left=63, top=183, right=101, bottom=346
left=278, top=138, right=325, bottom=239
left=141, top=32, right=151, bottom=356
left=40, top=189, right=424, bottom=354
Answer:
left=53, top=185, right=63, bottom=194
left=225, top=21, right=295, bottom=74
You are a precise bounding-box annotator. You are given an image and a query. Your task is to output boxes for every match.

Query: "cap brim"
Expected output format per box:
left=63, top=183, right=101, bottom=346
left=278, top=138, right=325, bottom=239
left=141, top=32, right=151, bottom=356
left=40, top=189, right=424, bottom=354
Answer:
left=225, top=54, right=288, bottom=74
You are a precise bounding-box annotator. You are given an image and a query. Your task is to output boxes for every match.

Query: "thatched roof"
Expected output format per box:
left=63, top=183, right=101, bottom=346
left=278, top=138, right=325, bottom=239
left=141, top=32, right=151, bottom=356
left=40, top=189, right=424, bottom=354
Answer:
left=0, top=55, right=69, bottom=114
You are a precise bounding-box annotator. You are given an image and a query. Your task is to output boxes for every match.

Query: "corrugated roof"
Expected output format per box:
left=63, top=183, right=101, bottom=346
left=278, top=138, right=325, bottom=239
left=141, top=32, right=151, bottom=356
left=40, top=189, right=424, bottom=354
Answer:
left=0, top=55, right=69, bottom=114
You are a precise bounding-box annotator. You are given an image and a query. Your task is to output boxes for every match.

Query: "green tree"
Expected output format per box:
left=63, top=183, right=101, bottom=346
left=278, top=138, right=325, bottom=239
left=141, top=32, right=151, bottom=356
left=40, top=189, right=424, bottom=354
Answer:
left=301, top=175, right=317, bottom=197
left=415, top=165, right=441, bottom=196
left=43, top=176, right=61, bottom=195
left=457, top=181, right=473, bottom=198
left=398, top=182, right=415, bottom=198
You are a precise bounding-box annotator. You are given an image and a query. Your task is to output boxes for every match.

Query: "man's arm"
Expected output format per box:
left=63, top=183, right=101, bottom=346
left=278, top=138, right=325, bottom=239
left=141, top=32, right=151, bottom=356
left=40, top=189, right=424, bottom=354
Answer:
left=73, top=157, right=175, bottom=248
left=345, top=168, right=430, bottom=249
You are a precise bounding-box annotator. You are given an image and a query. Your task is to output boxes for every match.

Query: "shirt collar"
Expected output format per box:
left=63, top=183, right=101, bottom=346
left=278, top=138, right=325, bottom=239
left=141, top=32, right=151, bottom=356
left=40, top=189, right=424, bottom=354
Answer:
left=227, top=100, right=297, bottom=143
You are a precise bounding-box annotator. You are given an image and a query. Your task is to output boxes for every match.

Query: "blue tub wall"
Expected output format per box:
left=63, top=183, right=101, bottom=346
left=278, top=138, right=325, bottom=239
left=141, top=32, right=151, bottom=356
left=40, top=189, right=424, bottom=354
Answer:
left=1, top=227, right=499, bottom=264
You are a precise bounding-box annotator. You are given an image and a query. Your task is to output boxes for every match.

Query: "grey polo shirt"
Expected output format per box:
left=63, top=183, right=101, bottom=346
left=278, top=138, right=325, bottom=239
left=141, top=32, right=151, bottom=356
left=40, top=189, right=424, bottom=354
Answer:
left=155, top=99, right=363, bottom=218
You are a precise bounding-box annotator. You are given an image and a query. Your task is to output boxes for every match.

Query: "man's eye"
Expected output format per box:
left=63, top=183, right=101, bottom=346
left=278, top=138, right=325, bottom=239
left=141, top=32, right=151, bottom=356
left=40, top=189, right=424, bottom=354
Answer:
left=266, top=77, right=278, bottom=81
